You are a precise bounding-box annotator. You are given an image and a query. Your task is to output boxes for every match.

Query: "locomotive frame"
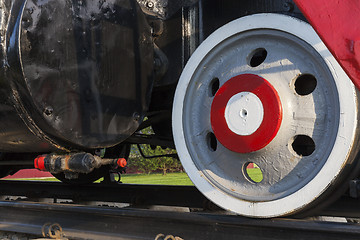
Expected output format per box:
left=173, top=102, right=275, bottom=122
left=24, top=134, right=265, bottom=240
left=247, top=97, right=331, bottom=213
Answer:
left=0, top=0, right=359, bottom=218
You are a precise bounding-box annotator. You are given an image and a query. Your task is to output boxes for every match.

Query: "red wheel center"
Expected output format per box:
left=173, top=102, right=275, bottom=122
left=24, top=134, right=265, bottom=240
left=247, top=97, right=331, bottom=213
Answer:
left=210, top=74, right=282, bottom=153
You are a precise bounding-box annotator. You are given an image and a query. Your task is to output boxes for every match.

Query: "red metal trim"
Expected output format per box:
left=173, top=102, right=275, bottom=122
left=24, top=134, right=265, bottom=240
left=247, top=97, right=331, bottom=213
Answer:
left=210, top=74, right=282, bottom=153
left=34, top=155, right=46, bottom=171
left=294, top=0, right=360, bottom=90
left=117, top=158, right=127, bottom=168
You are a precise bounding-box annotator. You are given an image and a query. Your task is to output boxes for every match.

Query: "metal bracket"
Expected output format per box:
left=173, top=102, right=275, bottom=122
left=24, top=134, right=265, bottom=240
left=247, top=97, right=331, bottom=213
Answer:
left=349, top=180, right=360, bottom=198
left=137, top=0, right=199, bottom=19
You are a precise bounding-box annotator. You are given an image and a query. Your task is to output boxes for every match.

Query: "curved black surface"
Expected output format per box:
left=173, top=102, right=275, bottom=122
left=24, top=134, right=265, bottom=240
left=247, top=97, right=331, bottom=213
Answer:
left=0, top=0, right=154, bottom=152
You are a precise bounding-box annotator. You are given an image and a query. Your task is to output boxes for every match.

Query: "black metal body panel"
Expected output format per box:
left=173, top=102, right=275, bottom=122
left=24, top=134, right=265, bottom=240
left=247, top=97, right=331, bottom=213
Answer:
left=0, top=0, right=57, bottom=152
left=0, top=0, right=154, bottom=151
left=200, top=0, right=303, bottom=39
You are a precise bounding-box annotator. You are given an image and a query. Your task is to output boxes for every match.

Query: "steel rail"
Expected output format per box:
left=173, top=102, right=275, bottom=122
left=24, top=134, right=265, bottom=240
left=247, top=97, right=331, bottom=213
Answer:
left=0, top=200, right=360, bottom=240
left=0, top=180, right=360, bottom=217
left=0, top=180, right=211, bottom=209
left=0, top=181, right=359, bottom=239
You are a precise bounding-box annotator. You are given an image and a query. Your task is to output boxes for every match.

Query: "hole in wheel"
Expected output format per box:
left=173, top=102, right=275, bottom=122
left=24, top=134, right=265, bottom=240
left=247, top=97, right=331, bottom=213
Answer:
left=207, top=132, right=217, bottom=151
left=291, top=135, right=315, bottom=156
left=244, top=162, right=263, bottom=183
left=210, top=77, right=220, bottom=96
left=248, top=48, right=267, bottom=67
left=294, top=74, right=317, bottom=95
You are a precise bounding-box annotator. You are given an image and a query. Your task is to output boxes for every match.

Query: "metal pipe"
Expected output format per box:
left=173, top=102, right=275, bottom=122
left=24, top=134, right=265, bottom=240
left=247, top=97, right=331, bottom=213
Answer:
left=34, top=153, right=126, bottom=174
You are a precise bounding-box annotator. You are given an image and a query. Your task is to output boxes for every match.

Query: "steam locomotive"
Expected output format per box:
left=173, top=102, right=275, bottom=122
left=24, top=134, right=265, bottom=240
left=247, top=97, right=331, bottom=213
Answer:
left=0, top=0, right=358, bottom=218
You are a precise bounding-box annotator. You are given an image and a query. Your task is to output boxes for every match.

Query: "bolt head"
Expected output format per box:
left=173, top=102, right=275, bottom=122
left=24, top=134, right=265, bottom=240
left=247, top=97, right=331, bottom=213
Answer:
left=133, top=112, right=141, bottom=121
left=147, top=2, right=154, bottom=8
left=283, top=2, right=294, bottom=12
left=44, top=106, right=54, bottom=116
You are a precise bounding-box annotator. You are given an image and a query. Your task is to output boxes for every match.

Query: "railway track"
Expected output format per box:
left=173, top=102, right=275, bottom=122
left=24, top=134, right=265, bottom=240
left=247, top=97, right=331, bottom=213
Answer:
left=0, top=180, right=360, bottom=239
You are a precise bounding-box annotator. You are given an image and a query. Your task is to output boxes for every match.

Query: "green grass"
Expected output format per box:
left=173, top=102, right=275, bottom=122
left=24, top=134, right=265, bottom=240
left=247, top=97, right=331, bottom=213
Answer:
left=6, top=172, right=194, bottom=186
left=246, top=168, right=263, bottom=183
left=7, top=170, right=263, bottom=185
left=120, top=172, right=193, bottom=185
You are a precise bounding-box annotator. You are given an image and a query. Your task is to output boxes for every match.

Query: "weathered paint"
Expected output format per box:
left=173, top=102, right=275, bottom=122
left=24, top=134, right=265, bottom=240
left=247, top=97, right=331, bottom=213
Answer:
left=0, top=0, right=154, bottom=152
left=294, top=0, right=360, bottom=90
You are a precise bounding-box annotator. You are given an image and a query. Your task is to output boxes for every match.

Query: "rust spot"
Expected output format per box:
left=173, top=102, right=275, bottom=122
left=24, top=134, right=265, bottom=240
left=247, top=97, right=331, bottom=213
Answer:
left=289, top=155, right=296, bottom=163
left=64, top=155, right=71, bottom=170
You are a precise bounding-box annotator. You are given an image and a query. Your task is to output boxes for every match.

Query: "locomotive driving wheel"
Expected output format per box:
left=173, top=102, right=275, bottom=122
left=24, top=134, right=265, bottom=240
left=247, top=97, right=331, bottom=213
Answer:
left=173, top=14, right=360, bottom=218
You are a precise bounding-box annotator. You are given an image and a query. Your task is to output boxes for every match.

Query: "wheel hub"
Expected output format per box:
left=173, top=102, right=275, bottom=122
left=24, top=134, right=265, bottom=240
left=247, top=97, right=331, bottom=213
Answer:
left=211, top=74, right=282, bottom=153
